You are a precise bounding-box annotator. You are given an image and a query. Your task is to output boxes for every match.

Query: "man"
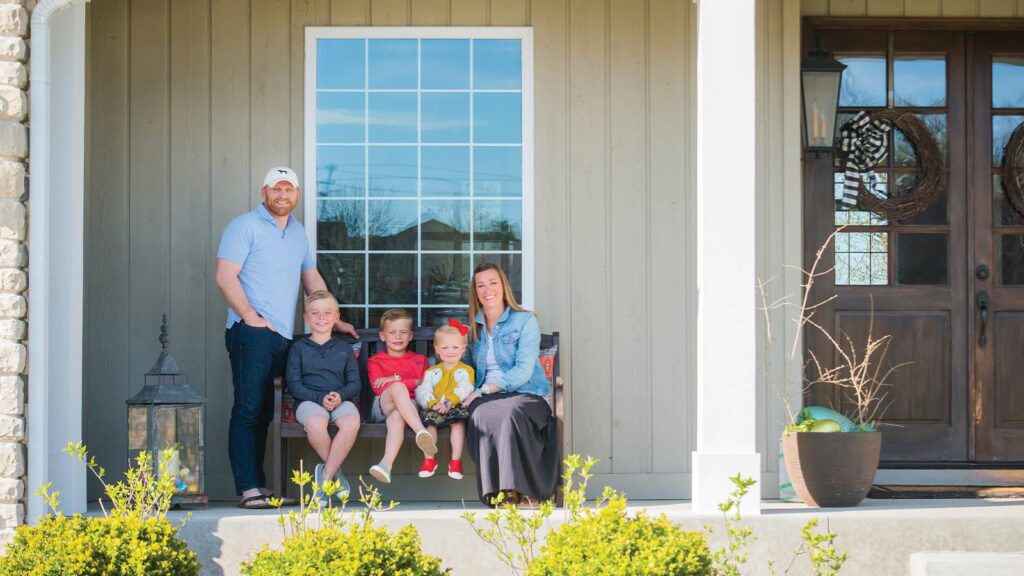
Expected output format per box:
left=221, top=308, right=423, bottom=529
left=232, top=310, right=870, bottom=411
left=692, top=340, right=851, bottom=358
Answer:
left=216, top=166, right=359, bottom=509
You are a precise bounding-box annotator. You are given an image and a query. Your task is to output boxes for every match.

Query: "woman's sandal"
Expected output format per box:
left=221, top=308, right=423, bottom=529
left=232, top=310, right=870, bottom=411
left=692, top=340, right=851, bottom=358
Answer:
left=258, top=488, right=298, bottom=507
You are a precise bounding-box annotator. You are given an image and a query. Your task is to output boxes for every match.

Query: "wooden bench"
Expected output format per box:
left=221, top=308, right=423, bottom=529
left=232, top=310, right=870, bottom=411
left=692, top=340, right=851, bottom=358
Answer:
left=271, top=328, right=563, bottom=501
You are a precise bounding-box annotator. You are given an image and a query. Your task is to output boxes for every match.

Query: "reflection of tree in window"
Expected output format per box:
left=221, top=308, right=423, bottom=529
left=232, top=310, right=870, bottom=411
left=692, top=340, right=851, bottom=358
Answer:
left=427, top=261, right=469, bottom=304
left=476, top=219, right=519, bottom=251
left=317, top=201, right=365, bottom=250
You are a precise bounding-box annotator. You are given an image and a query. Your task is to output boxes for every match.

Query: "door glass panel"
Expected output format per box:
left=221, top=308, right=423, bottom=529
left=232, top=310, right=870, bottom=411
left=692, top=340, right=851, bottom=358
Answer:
left=997, top=234, right=1024, bottom=285
left=837, top=56, right=886, bottom=107
left=835, top=231, right=888, bottom=285
left=994, top=174, right=1024, bottom=227
left=896, top=233, right=947, bottom=285
left=835, top=111, right=889, bottom=168
left=834, top=172, right=888, bottom=225
left=895, top=114, right=947, bottom=166
left=894, top=56, right=946, bottom=107
left=993, top=57, right=1024, bottom=109
left=992, top=115, right=1024, bottom=168
left=895, top=172, right=947, bottom=225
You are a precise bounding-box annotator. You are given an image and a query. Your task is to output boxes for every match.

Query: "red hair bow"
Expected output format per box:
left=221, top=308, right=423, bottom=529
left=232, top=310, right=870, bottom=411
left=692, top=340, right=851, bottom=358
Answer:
left=448, top=318, right=469, bottom=336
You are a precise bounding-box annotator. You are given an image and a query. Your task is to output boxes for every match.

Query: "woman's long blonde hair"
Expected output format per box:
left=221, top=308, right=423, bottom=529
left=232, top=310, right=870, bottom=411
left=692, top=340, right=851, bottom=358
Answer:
left=468, top=262, right=528, bottom=340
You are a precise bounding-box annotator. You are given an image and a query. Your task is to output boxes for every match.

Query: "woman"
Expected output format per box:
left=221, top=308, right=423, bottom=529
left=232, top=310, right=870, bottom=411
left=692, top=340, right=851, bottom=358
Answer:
left=463, top=262, right=558, bottom=507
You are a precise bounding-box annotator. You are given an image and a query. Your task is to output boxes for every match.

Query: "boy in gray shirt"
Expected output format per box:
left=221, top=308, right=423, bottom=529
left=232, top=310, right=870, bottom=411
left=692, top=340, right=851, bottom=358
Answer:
left=286, top=291, right=361, bottom=502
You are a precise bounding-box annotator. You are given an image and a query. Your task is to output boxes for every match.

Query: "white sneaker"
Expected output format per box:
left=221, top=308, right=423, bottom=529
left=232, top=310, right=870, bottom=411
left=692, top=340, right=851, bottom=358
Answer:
left=415, top=429, right=438, bottom=456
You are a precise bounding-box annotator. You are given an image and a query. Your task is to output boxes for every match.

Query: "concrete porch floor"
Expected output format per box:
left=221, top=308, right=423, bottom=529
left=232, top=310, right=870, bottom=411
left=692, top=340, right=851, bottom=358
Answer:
left=151, top=498, right=1024, bottom=576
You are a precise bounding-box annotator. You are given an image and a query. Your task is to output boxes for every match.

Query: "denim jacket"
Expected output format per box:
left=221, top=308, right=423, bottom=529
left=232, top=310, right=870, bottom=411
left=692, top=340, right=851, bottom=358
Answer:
left=470, top=308, right=550, bottom=398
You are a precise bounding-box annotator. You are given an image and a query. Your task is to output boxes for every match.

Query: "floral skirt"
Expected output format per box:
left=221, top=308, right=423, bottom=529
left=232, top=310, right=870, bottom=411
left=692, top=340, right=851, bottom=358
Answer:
left=420, top=405, right=469, bottom=428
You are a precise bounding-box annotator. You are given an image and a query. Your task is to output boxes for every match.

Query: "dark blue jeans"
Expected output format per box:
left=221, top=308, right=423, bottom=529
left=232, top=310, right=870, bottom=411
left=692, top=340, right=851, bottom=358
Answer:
left=225, top=322, right=289, bottom=495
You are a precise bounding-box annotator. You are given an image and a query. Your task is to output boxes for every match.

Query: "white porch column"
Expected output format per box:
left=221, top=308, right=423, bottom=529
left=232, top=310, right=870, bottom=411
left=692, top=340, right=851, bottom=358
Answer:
left=691, top=0, right=761, bottom=515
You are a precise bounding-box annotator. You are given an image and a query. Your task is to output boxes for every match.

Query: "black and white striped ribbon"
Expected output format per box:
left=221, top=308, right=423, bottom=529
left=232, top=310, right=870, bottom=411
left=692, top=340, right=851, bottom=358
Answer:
left=838, top=111, right=891, bottom=209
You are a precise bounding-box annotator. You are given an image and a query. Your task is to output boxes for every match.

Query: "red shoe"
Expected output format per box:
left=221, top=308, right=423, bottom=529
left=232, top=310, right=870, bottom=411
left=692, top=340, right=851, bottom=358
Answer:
left=448, top=460, right=464, bottom=480
left=418, top=458, right=438, bottom=478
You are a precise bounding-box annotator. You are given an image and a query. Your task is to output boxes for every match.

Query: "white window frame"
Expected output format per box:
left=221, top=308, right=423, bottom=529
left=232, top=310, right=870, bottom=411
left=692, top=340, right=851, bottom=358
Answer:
left=304, top=27, right=535, bottom=325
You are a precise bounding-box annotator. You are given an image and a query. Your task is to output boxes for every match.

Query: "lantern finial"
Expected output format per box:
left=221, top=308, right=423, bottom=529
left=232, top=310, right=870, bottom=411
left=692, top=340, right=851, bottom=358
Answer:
left=160, top=314, right=169, bottom=350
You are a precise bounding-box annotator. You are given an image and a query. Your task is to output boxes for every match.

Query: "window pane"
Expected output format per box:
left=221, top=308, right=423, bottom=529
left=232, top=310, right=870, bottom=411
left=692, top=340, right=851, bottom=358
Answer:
left=896, top=114, right=946, bottom=166
left=473, top=253, right=522, bottom=302
left=474, top=200, right=522, bottom=250
left=474, top=93, right=522, bottom=144
left=317, top=146, right=364, bottom=197
left=997, top=234, right=1024, bottom=285
left=896, top=172, right=947, bottom=225
left=368, top=146, right=417, bottom=197
left=369, top=254, right=417, bottom=304
left=318, top=253, right=365, bottom=305
left=317, top=200, right=365, bottom=250
left=993, top=115, right=1024, bottom=168
left=995, top=174, right=1024, bottom=227
left=835, top=232, right=888, bottom=286
left=421, top=200, right=470, bottom=250
left=474, top=147, right=521, bottom=197
left=834, top=172, right=888, bottom=226
left=421, top=92, right=470, bottom=143
left=423, top=307, right=470, bottom=328
left=422, top=253, right=471, bottom=304
left=368, top=39, right=417, bottom=89
left=317, top=39, right=364, bottom=89
left=317, top=93, right=364, bottom=143
left=368, top=93, right=416, bottom=143
left=339, top=307, right=366, bottom=329
left=993, top=57, right=1024, bottom=109
left=894, top=56, right=946, bottom=107
left=896, top=233, right=947, bottom=285
left=422, top=147, right=470, bottom=197
left=837, top=56, right=886, bottom=107
left=422, top=39, right=469, bottom=89
left=368, top=199, right=418, bottom=250
left=473, top=39, right=522, bottom=89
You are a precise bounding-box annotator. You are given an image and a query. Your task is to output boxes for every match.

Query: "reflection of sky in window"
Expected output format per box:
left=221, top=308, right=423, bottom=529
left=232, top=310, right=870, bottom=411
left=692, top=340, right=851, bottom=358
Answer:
left=474, top=40, right=522, bottom=89
left=421, top=93, right=470, bottom=143
left=422, top=147, right=470, bottom=196
left=834, top=232, right=888, bottom=285
left=317, top=39, right=364, bottom=89
left=993, top=58, right=1024, bottom=108
left=368, top=146, right=417, bottom=196
left=422, top=39, right=469, bottom=89
left=368, top=39, right=417, bottom=89
left=368, top=199, right=418, bottom=240
left=894, top=57, right=946, bottom=107
left=317, top=146, right=364, bottom=197
left=474, top=147, right=521, bottom=196
left=474, top=200, right=522, bottom=250
left=474, top=93, right=522, bottom=143
left=317, top=93, right=364, bottom=143
left=993, top=115, right=1024, bottom=166
left=838, top=56, right=886, bottom=107
left=369, top=93, right=417, bottom=143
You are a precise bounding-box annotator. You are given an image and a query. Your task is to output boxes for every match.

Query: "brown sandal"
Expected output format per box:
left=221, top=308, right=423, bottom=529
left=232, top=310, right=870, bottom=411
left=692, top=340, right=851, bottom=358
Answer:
left=238, top=494, right=274, bottom=509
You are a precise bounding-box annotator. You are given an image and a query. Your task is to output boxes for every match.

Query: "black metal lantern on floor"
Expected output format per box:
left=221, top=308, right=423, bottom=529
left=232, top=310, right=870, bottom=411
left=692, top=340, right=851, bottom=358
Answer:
left=802, top=49, right=846, bottom=152
left=126, top=315, right=207, bottom=507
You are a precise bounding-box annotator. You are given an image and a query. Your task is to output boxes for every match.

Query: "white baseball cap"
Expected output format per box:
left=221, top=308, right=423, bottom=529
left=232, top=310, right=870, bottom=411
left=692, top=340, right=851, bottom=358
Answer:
left=263, top=166, right=300, bottom=189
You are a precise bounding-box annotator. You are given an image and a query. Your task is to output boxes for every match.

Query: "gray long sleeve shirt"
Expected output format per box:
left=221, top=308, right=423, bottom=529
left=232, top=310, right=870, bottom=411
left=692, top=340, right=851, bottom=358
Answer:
left=285, top=336, right=361, bottom=406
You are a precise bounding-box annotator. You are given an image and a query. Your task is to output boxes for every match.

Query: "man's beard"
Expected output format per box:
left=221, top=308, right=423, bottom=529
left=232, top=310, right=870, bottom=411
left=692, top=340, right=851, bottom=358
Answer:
left=265, top=200, right=295, bottom=217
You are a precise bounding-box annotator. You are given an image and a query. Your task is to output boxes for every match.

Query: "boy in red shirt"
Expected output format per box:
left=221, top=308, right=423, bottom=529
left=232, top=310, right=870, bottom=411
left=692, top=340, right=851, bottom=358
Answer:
left=367, top=309, right=438, bottom=483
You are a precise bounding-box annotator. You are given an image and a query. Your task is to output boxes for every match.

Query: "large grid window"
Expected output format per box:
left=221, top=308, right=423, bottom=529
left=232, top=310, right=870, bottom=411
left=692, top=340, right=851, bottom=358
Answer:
left=305, top=29, right=533, bottom=328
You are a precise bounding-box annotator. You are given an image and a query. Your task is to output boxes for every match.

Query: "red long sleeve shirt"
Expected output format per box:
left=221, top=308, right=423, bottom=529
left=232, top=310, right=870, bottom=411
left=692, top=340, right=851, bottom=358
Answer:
left=367, top=350, right=429, bottom=398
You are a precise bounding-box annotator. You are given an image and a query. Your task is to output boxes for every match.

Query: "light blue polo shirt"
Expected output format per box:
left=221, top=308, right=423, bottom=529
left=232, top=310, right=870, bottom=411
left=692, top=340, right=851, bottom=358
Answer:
left=217, top=203, right=315, bottom=339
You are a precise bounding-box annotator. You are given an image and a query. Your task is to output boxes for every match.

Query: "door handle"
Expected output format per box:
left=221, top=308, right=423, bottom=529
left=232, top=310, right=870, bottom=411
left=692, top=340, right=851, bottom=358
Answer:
left=976, top=290, right=990, bottom=347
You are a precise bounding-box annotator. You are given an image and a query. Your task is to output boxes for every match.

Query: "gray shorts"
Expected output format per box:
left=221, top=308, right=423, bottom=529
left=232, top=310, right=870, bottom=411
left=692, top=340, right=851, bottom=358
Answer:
left=295, top=400, right=359, bottom=428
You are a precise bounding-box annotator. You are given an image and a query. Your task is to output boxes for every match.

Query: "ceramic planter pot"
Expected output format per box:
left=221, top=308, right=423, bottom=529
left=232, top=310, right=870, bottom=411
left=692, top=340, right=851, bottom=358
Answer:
left=782, top=431, right=881, bottom=507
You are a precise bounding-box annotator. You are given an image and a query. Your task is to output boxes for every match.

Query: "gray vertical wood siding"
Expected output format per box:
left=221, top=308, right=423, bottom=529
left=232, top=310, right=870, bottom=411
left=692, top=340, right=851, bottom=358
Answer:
left=85, top=0, right=698, bottom=500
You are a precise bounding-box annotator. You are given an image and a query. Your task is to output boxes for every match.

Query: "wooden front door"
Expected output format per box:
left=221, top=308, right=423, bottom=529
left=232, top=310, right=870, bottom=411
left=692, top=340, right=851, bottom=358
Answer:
left=805, top=22, right=1024, bottom=464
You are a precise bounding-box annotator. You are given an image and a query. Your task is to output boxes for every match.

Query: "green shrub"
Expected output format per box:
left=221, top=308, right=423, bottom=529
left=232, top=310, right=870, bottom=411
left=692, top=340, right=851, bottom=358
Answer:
left=0, top=443, right=199, bottom=576
left=0, top=513, right=199, bottom=576
left=528, top=494, right=711, bottom=576
left=241, top=465, right=448, bottom=576
left=242, top=521, right=446, bottom=576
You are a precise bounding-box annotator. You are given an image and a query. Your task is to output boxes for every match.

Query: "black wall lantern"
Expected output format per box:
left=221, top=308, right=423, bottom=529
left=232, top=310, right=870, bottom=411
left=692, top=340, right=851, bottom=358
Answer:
left=801, top=49, right=846, bottom=152
left=126, top=316, right=208, bottom=507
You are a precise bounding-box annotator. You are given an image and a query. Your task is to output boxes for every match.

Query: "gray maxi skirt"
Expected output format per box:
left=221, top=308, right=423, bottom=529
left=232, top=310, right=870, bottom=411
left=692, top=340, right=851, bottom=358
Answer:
left=467, top=392, right=558, bottom=506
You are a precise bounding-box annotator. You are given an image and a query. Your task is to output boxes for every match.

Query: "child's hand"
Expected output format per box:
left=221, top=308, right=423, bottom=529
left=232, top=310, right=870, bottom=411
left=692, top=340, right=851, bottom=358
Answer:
left=435, top=399, right=450, bottom=414
left=323, top=392, right=341, bottom=410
